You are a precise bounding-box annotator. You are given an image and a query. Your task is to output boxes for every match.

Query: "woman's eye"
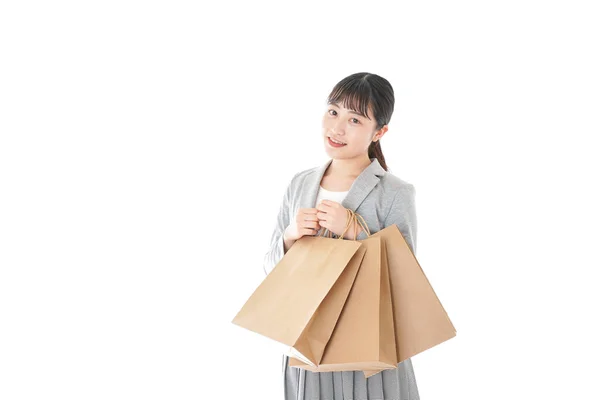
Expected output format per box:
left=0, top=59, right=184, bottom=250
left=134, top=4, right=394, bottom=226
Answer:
left=327, top=110, right=359, bottom=124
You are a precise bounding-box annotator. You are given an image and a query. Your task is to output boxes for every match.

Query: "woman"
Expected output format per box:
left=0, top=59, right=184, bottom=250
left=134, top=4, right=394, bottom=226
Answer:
left=263, top=72, right=420, bottom=400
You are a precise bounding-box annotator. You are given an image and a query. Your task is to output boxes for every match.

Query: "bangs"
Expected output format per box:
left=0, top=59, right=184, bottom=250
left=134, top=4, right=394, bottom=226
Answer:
left=327, top=79, right=373, bottom=120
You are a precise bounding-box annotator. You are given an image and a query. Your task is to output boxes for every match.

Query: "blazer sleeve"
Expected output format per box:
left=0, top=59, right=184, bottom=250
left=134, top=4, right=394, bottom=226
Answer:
left=382, top=183, right=418, bottom=255
left=262, top=173, right=298, bottom=276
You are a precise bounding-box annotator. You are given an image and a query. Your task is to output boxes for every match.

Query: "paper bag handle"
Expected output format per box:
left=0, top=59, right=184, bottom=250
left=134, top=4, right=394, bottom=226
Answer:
left=319, top=208, right=371, bottom=240
left=319, top=208, right=355, bottom=240
left=344, top=209, right=371, bottom=240
left=352, top=211, right=371, bottom=238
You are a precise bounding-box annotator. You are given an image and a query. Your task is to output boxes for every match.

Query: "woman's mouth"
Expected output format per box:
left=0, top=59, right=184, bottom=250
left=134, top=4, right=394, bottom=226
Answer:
left=327, top=137, right=347, bottom=148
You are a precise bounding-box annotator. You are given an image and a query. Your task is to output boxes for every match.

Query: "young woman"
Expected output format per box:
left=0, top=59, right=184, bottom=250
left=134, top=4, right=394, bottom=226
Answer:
left=263, top=72, right=420, bottom=400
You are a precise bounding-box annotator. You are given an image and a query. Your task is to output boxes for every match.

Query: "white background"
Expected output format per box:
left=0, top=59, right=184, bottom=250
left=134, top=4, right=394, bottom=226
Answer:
left=1, top=1, right=599, bottom=399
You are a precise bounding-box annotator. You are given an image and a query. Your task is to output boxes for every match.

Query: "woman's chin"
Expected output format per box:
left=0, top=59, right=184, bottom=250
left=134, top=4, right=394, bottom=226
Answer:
left=324, top=141, right=346, bottom=157
left=324, top=147, right=340, bottom=158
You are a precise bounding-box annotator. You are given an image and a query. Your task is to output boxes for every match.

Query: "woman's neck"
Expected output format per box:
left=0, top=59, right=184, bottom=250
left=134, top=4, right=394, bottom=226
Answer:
left=326, top=156, right=372, bottom=179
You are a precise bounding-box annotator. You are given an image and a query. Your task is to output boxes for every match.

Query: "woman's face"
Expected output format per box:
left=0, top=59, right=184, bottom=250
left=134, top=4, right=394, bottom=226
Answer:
left=322, top=101, right=384, bottom=159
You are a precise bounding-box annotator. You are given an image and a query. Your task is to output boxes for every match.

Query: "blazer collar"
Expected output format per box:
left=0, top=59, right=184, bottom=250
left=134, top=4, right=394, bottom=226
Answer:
left=301, top=157, right=386, bottom=212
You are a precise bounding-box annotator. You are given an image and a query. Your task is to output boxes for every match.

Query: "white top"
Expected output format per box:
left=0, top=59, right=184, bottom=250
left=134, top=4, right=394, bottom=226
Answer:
left=314, top=185, right=349, bottom=206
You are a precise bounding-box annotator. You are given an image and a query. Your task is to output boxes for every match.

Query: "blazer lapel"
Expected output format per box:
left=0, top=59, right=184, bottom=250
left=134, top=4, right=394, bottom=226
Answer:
left=299, top=159, right=332, bottom=210
left=299, top=157, right=386, bottom=212
left=342, top=158, right=386, bottom=212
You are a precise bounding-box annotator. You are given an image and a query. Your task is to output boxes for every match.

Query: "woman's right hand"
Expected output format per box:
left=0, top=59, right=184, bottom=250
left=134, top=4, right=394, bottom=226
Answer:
left=283, top=208, right=320, bottom=243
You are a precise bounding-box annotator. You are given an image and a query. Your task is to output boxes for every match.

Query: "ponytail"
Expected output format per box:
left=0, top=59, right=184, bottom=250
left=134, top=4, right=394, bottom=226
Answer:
left=368, top=140, right=388, bottom=171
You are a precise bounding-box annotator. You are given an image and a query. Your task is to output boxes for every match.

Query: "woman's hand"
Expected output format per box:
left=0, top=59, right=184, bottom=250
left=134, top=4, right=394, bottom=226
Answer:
left=283, top=208, right=320, bottom=242
left=316, top=200, right=363, bottom=239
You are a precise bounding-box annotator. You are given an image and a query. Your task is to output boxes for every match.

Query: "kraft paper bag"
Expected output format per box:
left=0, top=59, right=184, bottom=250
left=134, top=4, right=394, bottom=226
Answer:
left=291, top=211, right=456, bottom=378
left=348, top=216, right=457, bottom=378
left=289, top=234, right=398, bottom=373
left=372, top=224, right=457, bottom=364
left=288, top=244, right=366, bottom=364
left=232, top=212, right=365, bottom=366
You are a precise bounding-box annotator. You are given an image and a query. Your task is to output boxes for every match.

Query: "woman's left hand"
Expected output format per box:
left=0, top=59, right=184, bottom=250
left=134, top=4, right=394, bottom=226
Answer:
left=316, top=200, right=362, bottom=239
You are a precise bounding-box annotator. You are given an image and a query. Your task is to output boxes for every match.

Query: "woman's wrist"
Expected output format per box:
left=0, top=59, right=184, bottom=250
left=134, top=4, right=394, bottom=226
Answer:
left=283, top=237, right=296, bottom=252
left=283, top=228, right=296, bottom=252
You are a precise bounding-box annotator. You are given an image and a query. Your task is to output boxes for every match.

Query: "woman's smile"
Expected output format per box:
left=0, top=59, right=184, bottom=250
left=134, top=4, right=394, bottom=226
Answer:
left=327, top=136, right=347, bottom=148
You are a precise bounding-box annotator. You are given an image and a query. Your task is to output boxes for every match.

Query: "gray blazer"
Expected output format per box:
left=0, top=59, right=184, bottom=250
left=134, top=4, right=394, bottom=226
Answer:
left=263, top=157, right=417, bottom=276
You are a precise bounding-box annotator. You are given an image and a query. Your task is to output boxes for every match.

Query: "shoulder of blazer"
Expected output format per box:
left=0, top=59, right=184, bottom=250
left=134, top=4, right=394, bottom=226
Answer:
left=289, top=165, right=319, bottom=187
left=380, top=171, right=413, bottom=189
left=379, top=170, right=416, bottom=200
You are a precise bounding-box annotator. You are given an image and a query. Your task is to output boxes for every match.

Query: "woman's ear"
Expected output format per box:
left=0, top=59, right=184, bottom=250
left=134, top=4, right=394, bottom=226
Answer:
left=372, top=125, right=389, bottom=142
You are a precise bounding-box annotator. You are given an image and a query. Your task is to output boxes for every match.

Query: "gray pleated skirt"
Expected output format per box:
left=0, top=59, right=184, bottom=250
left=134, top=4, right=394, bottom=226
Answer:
left=282, top=355, right=420, bottom=400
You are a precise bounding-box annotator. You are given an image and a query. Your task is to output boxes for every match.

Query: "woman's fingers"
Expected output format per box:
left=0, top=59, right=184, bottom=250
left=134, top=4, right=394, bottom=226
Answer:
left=303, top=220, right=320, bottom=230
left=293, top=208, right=322, bottom=237
left=301, top=228, right=318, bottom=236
left=316, top=211, right=327, bottom=220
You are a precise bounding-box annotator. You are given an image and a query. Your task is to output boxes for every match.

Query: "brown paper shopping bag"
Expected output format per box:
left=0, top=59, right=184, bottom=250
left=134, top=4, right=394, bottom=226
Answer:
left=291, top=211, right=457, bottom=379
left=232, top=210, right=365, bottom=366
left=289, top=231, right=398, bottom=374
left=350, top=213, right=457, bottom=378
left=372, top=223, right=457, bottom=365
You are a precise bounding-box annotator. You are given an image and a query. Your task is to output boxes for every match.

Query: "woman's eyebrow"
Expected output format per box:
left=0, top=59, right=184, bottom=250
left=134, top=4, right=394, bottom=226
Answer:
left=330, top=102, right=367, bottom=118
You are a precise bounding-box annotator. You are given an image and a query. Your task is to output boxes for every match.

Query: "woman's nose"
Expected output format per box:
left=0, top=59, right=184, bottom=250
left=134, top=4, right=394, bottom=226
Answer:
left=332, top=119, right=346, bottom=135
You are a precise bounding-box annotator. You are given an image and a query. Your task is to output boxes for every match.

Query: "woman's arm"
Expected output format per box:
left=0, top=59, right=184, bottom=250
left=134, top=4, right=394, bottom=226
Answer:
left=383, top=183, right=418, bottom=254
left=262, top=173, right=298, bottom=276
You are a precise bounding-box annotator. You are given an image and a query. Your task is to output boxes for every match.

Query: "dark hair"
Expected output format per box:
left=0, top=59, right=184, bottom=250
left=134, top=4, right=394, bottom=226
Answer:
left=326, top=72, right=395, bottom=171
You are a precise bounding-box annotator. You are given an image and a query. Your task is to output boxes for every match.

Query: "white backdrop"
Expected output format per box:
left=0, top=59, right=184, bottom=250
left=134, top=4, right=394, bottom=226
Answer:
left=1, top=1, right=599, bottom=399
